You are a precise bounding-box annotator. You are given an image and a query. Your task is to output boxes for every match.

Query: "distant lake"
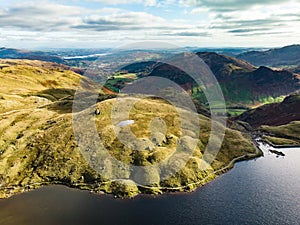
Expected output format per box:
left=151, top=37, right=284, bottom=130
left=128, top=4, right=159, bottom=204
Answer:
left=63, top=53, right=110, bottom=60
left=0, top=144, right=299, bottom=225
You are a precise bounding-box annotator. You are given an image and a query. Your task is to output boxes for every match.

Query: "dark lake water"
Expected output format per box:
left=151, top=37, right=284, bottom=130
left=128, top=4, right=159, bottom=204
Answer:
left=0, top=143, right=299, bottom=225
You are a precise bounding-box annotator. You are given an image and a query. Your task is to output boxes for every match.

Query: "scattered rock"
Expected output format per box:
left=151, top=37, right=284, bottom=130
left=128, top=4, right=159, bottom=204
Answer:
left=269, top=149, right=285, bottom=157
left=95, top=108, right=101, bottom=115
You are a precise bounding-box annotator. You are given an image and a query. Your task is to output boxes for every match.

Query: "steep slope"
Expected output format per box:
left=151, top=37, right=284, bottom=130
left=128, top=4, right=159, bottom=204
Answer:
left=236, top=93, right=300, bottom=146
left=0, top=59, right=96, bottom=113
left=121, top=61, right=158, bottom=74
left=236, top=93, right=300, bottom=128
left=237, top=44, right=300, bottom=67
left=220, top=66, right=299, bottom=105
left=0, top=59, right=258, bottom=198
left=149, top=52, right=255, bottom=82
left=146, top=52, right=299, bottom=106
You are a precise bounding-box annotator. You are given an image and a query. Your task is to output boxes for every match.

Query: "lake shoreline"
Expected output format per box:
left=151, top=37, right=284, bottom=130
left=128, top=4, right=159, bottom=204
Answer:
left=0, top=139, right=263, bottom=200
left=260, top=138, right=300, bottom=149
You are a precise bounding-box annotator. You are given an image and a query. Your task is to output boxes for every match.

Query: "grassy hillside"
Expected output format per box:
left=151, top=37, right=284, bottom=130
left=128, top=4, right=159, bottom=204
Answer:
left=0, top=59, right=98, bottom=113
left=0, top=59, right=258, bottom=198
left=260, top=121, right=300, bottom=146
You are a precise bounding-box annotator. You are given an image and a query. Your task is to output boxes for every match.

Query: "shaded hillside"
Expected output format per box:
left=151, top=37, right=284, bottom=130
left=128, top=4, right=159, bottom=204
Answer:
left=196, top=53, right=299, bottom=105
left=146, top=53, right=299, bottom=106
left=121, top=61, right=158, bottom=74
left=0, top=47, right=64, bottom=64
left=0, top=59, right=258, bottom=199
left=149, top=52, right=255, bottom=82
left=236, top=94, right=300, bottom=128
left=237, top=45, right=300, bottom=67
left=220, top=66, right=299, bottom=104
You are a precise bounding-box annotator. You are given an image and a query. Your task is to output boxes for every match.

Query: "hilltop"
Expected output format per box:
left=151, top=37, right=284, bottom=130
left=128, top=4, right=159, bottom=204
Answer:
left=0, top=59, right=259, bottom=198
left=196, top=52, right=255, bottom=78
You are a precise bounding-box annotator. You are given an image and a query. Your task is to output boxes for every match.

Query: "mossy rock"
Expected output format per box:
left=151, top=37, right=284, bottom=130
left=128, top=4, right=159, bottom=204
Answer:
left=132, top=166, right=160, bottom=186
left=178, top=136, right=198, bottom=154
left=110, top=180, right=139, bottom=198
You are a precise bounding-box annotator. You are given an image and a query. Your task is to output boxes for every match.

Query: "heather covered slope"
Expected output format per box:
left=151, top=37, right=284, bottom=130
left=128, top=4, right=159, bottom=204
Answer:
left=145, top=53, right=300, bottom=107
left=195, top=52, right=255, bottom=78
left=0, top=59, right=258, bottom=198
left=236, top=94, right=300, bottom=146
left=236, top=94, right=300, bottom=129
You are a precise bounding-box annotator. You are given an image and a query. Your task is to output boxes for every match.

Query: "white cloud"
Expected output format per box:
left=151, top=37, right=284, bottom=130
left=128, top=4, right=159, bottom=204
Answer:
left=0, top=1, right=204, bottom=33
left=0, top=0, right=300, bottom=48
left=88, top=0, right=159, bottom=6
left=190, top=7, right=209, bottom=14
left=179, top=0, right=289, bottom=12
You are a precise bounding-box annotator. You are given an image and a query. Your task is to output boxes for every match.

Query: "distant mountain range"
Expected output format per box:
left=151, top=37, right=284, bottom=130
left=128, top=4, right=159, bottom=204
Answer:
left=1, top=44, right=300, bottom=68
left=237, top=45, right=300, bottom=67
left=0, top=47, right=64, bottom=63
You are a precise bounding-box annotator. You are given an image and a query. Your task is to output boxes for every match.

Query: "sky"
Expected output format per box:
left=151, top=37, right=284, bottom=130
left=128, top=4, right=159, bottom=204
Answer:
left=0, top=0, right=300, bottom=49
